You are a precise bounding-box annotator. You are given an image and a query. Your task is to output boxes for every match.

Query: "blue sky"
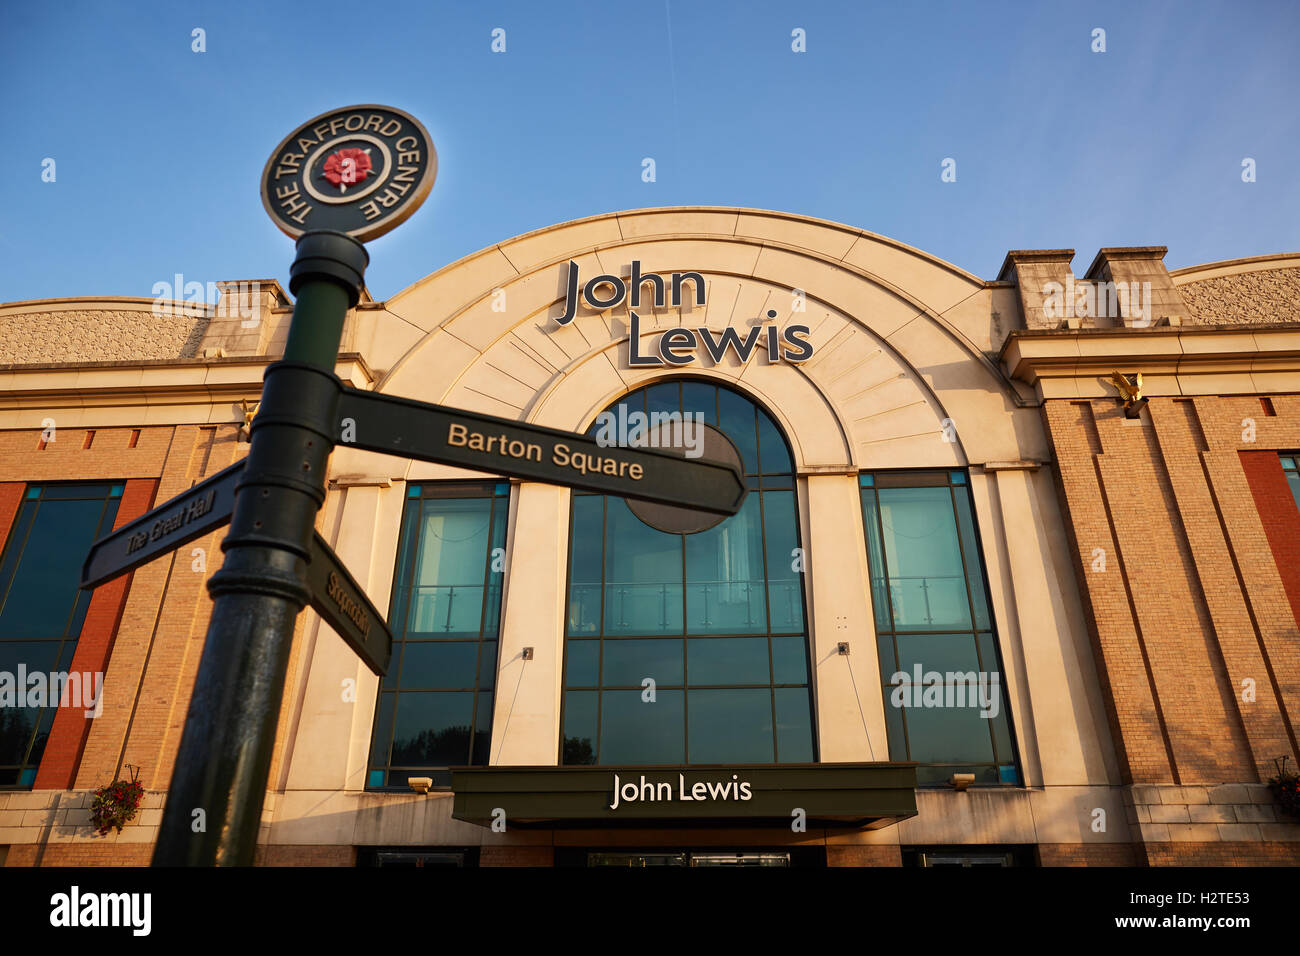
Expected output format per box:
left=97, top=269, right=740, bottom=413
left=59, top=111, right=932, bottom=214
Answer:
left=2, top=0, right=1297, bottom=304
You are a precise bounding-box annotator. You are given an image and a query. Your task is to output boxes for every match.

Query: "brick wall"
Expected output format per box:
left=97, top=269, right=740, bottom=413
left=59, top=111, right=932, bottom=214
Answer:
left=480, top=846, right=555, bottom=867
left=1144, top=842, right=1300, bottom=866
left=0, top=483, right=24, bottom=545
left=254, top=845, right=356, bottom=866
left=1, top=426, right=246, bottom=797
left=0, top=426, right=172, bottom=482
left=826, top=845, right=902, bottom=867
left=0, top=418, right=326, bottom=866
left=4, top=843, right=154, bottom=867
left=1037, top=843, right=1144, bottom=866
left=1044, top=394, right=1300, bottom=863
left=72, top=425, right=247, bottom=792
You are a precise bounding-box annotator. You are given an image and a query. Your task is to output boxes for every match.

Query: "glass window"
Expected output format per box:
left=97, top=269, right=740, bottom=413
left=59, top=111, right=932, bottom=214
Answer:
left=860, top=471, right=1019, bottom=786
left=1282, top=455, right=1300, bottom=513
left=367, top=482, right=508, bottom=790
left=0, top=483, right=122, bottom=788
left=561, top=382, right=814, bottom=765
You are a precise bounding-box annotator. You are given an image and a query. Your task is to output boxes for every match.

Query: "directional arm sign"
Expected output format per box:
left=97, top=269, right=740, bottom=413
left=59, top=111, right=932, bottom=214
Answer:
left=306, top=531, right=392, bottom=676
left=81, top=461, right=245, bottom=590
left=336, top=386, right=746, bottom=515
left=82, top=366, right=747, bottom=699
left=80, top=457, right=392, bottom=675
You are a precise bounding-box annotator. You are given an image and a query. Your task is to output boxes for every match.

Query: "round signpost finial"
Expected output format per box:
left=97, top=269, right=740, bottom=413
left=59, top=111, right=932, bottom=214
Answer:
left=260, top=104, right=436, bottom=243
left=627, top=423, right=746, bottom=534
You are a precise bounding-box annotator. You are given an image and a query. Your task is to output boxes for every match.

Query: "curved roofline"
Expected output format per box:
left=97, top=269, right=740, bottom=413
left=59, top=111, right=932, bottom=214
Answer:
left=0, top=278, right=293, bottom=313
left=384, top=205, right=986, bottom=305
left=0, top=295, right=173, bottom=311
left=1169, top=251, right=1300, bottom=281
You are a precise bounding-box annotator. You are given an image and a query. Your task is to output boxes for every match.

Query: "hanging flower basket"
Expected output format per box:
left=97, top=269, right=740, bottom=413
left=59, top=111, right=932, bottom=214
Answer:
left=1267, top=755, right=1300, bottom=820
left=90, top=765, right=145, bottom=835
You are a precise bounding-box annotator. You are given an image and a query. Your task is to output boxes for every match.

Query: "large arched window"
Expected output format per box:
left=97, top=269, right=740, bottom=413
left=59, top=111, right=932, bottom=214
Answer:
left=561, top=380, right=813, bottom=766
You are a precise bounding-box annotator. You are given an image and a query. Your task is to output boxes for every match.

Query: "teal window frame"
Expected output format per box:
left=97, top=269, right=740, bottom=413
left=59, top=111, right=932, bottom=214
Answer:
left=0, top=482, right=124, bottom=788
left=859, top=470, right=1020, bottom=787
left=366, top=481, right=509, bottom=791
left=1282, top=455, right=1300, bottom=513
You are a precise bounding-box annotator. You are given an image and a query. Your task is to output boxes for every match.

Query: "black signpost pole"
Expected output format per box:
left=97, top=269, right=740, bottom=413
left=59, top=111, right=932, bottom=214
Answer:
left=116, top=103, right=742, bottom=865
left=152, top=231, right=367, bottom=866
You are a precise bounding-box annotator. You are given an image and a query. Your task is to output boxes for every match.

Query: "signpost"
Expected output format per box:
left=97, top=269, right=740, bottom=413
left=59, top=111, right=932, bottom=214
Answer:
left=259, top=104, right=437, bottom=242
left=81, top=461, right=244, bottom=590
left=75, top=105, right=746, bottom=865
left=334, top=386, right=745, bottom=514
left=80, top=457, right=394, bottom=679
left=305, top=531, right=392, bottom=677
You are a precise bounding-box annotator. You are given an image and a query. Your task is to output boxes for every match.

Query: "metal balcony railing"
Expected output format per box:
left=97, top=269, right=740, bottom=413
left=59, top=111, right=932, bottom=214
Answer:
left=566, top=579, right=803, bottom=633
left=404, top=583, right=502, bottom=634
left=871, top=573, right=972, bottom=627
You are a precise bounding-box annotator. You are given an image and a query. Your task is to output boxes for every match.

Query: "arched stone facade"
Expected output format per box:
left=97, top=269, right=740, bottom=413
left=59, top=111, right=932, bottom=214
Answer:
left=281, top=208, right=1116, bottom=855
left=3, top=206, right=1297, bottom=866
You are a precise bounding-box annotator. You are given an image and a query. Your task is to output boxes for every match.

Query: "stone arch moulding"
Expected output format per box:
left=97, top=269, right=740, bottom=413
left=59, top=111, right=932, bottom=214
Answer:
left=376, top=207, right=1042, bottom=470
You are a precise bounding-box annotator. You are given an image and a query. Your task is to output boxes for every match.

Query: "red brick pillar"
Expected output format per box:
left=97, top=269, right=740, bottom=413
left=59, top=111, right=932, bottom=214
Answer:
left=33, top=479, right=158, bottom=789
left=0, top=483, right=25, bottom=548
left=1240, top=451, right=1300, bottom=628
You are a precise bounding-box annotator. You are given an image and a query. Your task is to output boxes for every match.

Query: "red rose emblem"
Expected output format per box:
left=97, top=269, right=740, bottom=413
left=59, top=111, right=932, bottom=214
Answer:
left=321, top=148, right=373, bottom=191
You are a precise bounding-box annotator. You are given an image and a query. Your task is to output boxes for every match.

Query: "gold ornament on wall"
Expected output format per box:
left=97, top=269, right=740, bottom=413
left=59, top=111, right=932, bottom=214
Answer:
left=1108, top=371, right=1148, bottom=419
left=238, top=399, right=260, bottom=442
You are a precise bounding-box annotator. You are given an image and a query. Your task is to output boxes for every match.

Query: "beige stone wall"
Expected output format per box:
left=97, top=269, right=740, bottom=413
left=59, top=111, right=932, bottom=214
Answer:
left=0, top=281, right=293, bottom=367
left=271, top=207, right=1117, bottom=855
left=1002, top=250, right=1300, bottom=333
left=1178, top=267, right=1300, bottom=325
left=1, top=206, right=1295, bottom=867
left=0, top=307, right=208, bottom=363
left=1125, top=784, right=1298, bottom=846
